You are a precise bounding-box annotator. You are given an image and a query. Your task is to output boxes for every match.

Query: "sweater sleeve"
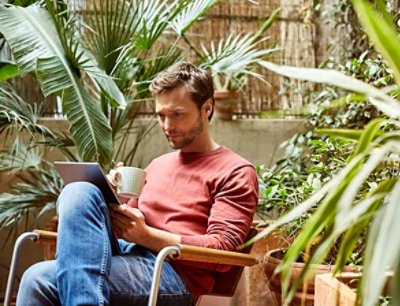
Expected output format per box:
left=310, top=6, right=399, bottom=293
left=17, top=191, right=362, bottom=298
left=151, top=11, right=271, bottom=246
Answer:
left=180, top=165, right=258, bottom=251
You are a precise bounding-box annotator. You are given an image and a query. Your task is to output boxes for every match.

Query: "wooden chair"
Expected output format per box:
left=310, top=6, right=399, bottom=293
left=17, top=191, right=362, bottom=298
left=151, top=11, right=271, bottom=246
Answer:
left=4, top=228, right=258, bottom=306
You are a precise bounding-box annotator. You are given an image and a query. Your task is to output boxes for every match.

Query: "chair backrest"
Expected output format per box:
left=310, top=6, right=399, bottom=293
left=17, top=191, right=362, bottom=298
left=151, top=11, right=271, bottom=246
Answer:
left=208, top=227, right=258, bottom=297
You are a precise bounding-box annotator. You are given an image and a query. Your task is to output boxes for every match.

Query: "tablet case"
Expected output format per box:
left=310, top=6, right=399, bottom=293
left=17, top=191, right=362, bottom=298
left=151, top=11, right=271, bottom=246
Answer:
left=54, top=161, right=121, bottom=205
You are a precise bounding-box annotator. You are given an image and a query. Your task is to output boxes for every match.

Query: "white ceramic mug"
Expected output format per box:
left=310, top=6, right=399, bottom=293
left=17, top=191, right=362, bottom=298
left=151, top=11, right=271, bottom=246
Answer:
left=115, top=167, right=146, bottom=198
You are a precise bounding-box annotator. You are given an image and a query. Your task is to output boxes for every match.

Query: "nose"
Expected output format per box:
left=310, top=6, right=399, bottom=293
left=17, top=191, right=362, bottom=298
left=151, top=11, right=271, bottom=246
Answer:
left=162, top=116, right=173, bottom=133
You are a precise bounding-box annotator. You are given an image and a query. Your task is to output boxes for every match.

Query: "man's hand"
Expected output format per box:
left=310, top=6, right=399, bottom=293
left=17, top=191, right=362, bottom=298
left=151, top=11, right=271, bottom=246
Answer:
left=110, top=204, right=149, bottom=245
left=110, top=204, right=181, bottom=252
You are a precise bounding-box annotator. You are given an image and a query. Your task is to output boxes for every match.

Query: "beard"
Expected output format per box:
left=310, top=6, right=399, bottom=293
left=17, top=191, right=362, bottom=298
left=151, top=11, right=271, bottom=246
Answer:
left=167, top=116, right=204, bottom=149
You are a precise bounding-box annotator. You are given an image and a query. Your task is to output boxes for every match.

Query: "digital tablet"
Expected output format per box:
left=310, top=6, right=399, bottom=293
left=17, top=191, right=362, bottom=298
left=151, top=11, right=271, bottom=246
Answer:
left=54, top=161, right=121, bottom=205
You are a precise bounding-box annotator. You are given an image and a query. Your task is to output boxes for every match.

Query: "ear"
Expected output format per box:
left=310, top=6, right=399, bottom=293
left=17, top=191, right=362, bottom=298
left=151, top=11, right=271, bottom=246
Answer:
left=203, top=99, right=213, bottom=116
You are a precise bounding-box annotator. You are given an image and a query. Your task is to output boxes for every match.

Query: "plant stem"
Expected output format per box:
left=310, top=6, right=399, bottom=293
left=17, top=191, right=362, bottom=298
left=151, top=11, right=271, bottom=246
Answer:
left=182, top=33, right=205, bottom=62
left=251, top=7, right=281, bottom=45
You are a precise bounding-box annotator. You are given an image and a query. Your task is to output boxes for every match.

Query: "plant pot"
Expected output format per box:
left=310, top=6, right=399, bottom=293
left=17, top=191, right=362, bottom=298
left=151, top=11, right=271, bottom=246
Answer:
left=315, top=272, right=392, bottom=306
left=314, top=272, right=360, bottom=306
left=263, top=249, right=359, bottom=306
left=213, top=90, right=240, bottom=120
left=233, top=227, right=291, bottom=306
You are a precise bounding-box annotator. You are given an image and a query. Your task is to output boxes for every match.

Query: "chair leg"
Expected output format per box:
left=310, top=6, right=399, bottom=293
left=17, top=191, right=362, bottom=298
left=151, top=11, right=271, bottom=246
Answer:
left=148, top=245, right=181, bottom=306
left=4, top=232, right=39, bottom=306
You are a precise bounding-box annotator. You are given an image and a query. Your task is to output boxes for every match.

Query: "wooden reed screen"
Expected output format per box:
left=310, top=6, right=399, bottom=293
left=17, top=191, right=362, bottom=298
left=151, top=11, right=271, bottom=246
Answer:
left=4, top=0, right=341, bottom=118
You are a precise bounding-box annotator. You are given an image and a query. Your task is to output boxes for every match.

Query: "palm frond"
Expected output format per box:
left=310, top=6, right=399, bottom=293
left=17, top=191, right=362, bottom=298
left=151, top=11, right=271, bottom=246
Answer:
left=0, top=147, right=62, bottom=238
left=45, top=0, right=127, bottom=109
left=0, top=84, right=56, bottom=152
left=0, top=177, right=61, bottom=228
left=83, top=0, right=139, bottom=74
left=360, top=177, right=400, bottom=306
left=129, top=0, right=184, bottom=50
left=0, top=144, right=43, bottom=174
left=133, top=46, right=183, bottom=99
left=170, top=0, right=218, bottom=35
left=201, top=33, right=278, bottom=90
left=109, top=45, right=181, bottom=138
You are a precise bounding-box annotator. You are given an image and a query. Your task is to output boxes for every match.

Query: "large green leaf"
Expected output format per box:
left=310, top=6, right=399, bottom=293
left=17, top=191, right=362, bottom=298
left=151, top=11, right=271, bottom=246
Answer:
left=0, top=4, right=113, bottom=166
left=352, top=0, right=400, bottom=86
left=315, top=128, right=363, bottom=142
left=334, top=178, right=396, bottom=273
left=362, top=177, right=400, bottom=306
left=44, top=0, right=126, bottom=109
left=0, top=5, right=56, bottom=75
left=84, top=0, right=145, bottom=74
left=259, top=60, right=400, bottom=118
left=37, top=56, right=112, bottom=165
left=353, top=118, right=385, bottom=156
left=0, top=61, right=19, bottom=81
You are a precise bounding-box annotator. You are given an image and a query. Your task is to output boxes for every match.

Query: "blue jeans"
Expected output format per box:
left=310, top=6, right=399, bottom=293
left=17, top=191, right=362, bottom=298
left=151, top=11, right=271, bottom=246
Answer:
left=16, top=182, right=192, bottom=306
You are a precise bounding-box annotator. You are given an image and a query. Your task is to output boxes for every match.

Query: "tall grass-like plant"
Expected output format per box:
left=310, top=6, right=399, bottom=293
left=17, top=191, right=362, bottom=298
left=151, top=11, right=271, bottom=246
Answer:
left=244, top=1, right=400, bottom=305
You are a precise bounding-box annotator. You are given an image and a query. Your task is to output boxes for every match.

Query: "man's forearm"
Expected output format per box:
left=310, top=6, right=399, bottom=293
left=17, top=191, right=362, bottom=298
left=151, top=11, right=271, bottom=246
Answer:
left=144, top=227, right=181, bottom=252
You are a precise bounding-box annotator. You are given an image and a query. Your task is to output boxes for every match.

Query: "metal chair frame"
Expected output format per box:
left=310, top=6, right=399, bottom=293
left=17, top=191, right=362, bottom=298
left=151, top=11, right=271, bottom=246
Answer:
left=4, top=230, right=258, bottom=306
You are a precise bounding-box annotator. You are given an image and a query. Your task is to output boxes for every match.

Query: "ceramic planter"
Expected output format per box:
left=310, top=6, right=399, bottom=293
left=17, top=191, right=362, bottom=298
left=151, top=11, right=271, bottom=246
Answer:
left=213, top=90, right=240, bottom=120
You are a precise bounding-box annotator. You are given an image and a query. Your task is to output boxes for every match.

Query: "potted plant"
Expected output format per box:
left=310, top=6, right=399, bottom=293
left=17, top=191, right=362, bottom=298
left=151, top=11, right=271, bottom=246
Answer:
left=199, top=7, right=281, bottom=120
left=253, top=22, right=395, bottom=304
left=245, top=1, right=400, bottom=305
left=256, top=106, right=368, bottom=305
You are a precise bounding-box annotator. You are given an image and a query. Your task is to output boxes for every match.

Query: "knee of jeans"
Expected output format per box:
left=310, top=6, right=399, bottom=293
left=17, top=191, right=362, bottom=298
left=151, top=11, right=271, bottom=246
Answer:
left=19, top=262, right=55, bottom=297
left=56, top=182, right=103, bottom=215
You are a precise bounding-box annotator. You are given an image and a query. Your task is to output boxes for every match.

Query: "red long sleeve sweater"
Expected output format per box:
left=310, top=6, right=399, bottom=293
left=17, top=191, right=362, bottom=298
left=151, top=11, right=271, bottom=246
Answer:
left=131, top=147, right=258, bottom=301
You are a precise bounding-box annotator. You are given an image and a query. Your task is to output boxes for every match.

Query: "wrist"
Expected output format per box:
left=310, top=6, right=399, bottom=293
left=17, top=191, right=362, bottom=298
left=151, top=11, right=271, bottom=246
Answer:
left=146, top=227, right=181, bottom=252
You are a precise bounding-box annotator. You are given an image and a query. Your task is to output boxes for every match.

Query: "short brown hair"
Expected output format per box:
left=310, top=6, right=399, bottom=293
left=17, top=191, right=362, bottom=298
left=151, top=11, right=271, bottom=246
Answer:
left=149, top=62, right=215, bottom=120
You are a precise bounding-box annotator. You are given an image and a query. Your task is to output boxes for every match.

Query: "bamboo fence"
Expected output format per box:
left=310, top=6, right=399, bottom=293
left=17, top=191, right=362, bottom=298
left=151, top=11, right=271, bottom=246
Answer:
left=2, top=0, right=355, bottom=118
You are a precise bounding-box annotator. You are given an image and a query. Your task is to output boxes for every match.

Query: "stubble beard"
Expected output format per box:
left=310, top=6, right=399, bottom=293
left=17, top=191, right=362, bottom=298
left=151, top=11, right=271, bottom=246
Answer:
left=168, top=116, right=204, bottom=150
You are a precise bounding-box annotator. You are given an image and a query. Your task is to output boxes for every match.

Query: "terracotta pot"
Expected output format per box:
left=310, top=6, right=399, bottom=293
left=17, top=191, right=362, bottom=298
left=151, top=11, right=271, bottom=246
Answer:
left=315, top=273, right=360, bottom=306
left=263, top=249, right=359, bottom=306
left=213, top=90, right=240, bottom=120
left=315, top=272, right=392, bottom=306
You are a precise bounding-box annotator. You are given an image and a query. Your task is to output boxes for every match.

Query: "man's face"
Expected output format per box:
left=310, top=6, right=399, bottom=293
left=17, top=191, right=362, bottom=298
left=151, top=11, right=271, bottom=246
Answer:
left=155, top=86, right=206, bottom=150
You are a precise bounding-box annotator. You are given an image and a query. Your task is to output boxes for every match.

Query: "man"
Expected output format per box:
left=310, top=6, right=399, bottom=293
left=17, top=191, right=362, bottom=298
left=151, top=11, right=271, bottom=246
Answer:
left=17, top=62, right=258, bottom=305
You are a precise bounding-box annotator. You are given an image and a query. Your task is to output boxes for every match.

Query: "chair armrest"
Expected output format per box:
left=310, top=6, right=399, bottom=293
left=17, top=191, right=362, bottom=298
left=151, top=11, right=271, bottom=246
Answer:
left=29, top=232, right=258, bottom=267
left=172, top=244, right=258, bottom=267
left=33, top=230, right=58, bottom=245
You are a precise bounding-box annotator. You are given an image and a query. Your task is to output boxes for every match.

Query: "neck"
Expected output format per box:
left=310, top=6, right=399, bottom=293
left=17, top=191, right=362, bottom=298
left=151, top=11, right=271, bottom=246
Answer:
left=180, top=136, right=220, bottom=153
left=180, top=122, right=220, bottom=153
